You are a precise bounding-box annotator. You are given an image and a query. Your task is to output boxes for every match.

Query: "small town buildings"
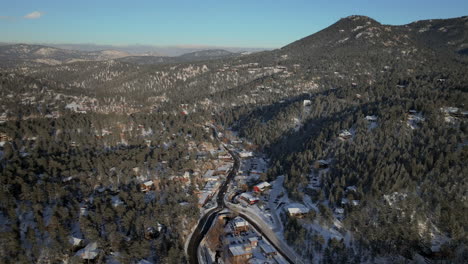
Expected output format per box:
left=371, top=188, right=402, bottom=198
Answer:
left=253, top=182, right=271, bottom=193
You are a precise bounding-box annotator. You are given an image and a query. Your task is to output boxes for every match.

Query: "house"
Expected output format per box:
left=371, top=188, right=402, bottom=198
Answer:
left=253, top=182, right=271, bottom=193
left=239, top=192, right=259, bottom=205
left=75, top=242, right=99, bottom=260
left=334, top=207, right=345, bottom=214
left=140, top=180, right=154, bottom=192
left=219, top=154, right=233, bottom=161
left=216, top=164, right=232, bottom=175
left=365, top=115, right=378, bottom=122
left=248, top=237, right=259, bottom=248
left=239, top=150, right=253, bottom=158
left=338, top=130, right=352, bottom=140
left=69, top=236, right=83, bottom=247
left=232, top=217, right=249, bottom=235
left=287, top=205, right=310, bottom=218
left=203, top=170, right=218, bottom=181
left=228, top=244, right=253, bottom=264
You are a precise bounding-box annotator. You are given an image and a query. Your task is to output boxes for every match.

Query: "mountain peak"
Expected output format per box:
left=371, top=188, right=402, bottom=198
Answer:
left=337, top=15, right=381, bottom=26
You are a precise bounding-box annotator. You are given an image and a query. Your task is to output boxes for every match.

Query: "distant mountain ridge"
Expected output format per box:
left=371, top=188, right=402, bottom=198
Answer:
left=281, top=15, right=468, bottom=59
left=118, top=49, right=239, bottom=65
left=0, top=44, right=131, bottom=66
left=0, top=44, right=241, bottom=67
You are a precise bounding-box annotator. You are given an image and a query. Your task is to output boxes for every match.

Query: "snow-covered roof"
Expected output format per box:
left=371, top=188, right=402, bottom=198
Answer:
left=339, top=130, right=352, bottom=137
left=239, top=150, right=253, bottom=157
left=203, top=170, right=214, bottom=178
left=365, top=115, right=378, bottom=121
left=440, top=107, right=459, bottom=113
left=69, top=236, right=83, bottom=246
left=137, top=260, right=153, bottom=264
left=229, top=244, right=251, bottom=256
left=233, top=216, right=249, bottom=228
left=287, top=207, right=310, bottom=215
left=143, top=180, right=153, bottom=187
left=248, top=237, right=259, bottom=243
left=240, top=192, right=258, bottom=202
left=334, top=207, right=345, bottom=214
left=254, top=181, right=271, bottom=190
left=260, top=243, right=276, bottom=254
left=75, top=242, right=99, bottom=259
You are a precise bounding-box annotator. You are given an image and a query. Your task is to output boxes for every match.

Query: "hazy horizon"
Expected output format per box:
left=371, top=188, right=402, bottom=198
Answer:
left=1, top=0, right=467, bottom=50
left=0, top=41, right=270, bottom=56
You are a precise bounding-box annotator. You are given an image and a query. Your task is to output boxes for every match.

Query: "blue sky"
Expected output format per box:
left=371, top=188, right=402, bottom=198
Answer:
left=1, top=0, right=467, bottom=48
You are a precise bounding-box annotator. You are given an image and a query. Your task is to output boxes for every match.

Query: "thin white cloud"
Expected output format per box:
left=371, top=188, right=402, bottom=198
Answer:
left=24, top=11, right=44, bottom=19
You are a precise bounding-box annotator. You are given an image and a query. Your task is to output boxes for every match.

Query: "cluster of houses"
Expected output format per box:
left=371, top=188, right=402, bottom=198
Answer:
left=222, top=216, right=286, bottom=264
left=235, top=181, right=271, bottom=206
left=334, top=186, right=361, bottom=218
left=235, top=156, right=268, bottom=189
